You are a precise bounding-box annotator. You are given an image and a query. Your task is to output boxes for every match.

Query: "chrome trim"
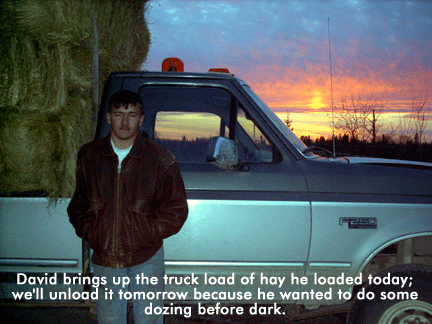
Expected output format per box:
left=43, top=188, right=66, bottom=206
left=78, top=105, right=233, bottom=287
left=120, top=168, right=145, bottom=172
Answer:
left=312, top=201, right=432, bottom=208
left=166, top=261, right=304, bottom=267
left=308, top=262, right=351, bottom=268
left=0, top=258, right=78, bottom=268
left=186, top=190, right=310, bottom=202
left=0, top=197, right=71, bottom=203
left=187, top=199, right=310, bottom=207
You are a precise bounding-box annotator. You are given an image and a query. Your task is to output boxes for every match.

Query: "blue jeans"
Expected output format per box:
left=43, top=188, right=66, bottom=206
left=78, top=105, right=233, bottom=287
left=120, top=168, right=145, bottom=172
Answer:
left=93, top=247, right=165, bottom=324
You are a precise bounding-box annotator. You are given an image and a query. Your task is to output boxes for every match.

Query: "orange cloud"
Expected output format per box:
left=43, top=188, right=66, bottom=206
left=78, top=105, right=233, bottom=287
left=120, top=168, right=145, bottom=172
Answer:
left=237, top=55, right=431, bottom=140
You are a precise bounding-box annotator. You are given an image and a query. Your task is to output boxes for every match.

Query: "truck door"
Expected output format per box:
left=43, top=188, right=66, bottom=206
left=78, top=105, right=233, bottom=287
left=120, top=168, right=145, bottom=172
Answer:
left=138, top=84, right=310, bottom=300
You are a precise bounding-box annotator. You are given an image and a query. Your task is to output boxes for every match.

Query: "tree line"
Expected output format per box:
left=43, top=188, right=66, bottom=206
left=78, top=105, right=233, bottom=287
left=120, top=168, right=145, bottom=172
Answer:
left=300, top=134, right=432, bottom=163
left=286, top=94, right=432, bottom=163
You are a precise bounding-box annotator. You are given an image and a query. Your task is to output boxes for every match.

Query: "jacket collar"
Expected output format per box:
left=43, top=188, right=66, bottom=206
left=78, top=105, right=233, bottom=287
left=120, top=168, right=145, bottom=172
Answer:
left=102, top=133, right=146, bottom=159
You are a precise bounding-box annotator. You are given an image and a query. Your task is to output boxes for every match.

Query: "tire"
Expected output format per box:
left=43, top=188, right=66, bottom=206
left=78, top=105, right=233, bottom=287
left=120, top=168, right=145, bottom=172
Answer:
left=346, top=264, right=432, bottom=324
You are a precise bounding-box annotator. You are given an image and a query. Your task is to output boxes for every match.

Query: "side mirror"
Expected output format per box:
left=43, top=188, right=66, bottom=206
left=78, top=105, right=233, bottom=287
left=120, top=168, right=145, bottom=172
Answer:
left=206, top=137, right=239, bottom=170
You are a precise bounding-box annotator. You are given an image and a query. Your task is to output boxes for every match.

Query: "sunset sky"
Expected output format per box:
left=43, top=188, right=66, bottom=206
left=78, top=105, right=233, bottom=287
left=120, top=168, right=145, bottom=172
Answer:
left=142, top=0, right=432, bottom=140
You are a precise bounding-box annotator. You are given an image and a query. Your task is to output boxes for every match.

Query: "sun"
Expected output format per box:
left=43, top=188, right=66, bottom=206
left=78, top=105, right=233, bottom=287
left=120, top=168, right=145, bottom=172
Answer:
left=309, top=92, right=326, bottom=110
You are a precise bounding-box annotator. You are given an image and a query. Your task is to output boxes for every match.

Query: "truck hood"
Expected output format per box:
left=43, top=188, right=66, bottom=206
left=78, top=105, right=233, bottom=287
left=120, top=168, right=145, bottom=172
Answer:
left=302, top=155, right=432, bottom=198
left=340, top=156, right=432, bottom=170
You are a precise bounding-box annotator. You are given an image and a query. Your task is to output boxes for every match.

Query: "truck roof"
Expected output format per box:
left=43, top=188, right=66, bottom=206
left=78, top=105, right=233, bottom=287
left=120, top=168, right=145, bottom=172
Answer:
left=109, top=70, right=245, bottom=83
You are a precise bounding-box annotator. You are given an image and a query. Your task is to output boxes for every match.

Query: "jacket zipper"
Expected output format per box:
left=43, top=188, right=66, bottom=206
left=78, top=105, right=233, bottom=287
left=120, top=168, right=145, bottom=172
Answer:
left=115, top=161, right=121, bottom=267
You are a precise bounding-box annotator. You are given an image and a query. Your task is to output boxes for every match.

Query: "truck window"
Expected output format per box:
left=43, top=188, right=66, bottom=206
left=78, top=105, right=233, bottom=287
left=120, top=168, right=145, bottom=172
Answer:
left=236, top=107, right=274, bottom=163
left=140, top=85, right=278, bottom=165
left=154, top=112, right=225, bottom=164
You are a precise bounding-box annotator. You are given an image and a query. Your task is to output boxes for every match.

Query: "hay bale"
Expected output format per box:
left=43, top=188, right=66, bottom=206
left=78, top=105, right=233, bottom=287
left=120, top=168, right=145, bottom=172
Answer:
left=1, top=111, right=66, bottom=195
left=0, top=0, right=150, bottom=198
left=0, top=0, right=93, bottom=113
left=96, top=0, right=151, bottom=87
left=0, top=103, right=92, bottom=197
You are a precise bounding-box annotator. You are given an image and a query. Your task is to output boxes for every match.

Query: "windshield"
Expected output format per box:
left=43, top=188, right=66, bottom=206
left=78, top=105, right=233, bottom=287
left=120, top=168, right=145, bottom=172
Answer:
left=242, top=84, right=311, bottom=156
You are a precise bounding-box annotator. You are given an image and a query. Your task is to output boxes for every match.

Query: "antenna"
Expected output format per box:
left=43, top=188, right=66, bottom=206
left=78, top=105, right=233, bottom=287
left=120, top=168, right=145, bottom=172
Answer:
left=328, top=17, right=336, bottom=158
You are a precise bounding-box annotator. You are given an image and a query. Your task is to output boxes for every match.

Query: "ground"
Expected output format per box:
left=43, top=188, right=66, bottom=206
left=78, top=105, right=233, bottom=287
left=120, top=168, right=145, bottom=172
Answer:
left=1, top=304, right=347, bottom=323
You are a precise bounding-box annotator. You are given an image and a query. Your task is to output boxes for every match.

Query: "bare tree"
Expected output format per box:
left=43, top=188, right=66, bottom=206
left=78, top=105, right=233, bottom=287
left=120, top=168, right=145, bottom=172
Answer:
left=334, top=94, right=385, bottom=143
left=334, top=96, right=364, bottom=142
left=364, top=97, right=386, bottom=144
left=397, top=94, right=430, bottom=144
left=284, top=110, right=294, bottom=131
left=411, top=95, right=429, bottom=144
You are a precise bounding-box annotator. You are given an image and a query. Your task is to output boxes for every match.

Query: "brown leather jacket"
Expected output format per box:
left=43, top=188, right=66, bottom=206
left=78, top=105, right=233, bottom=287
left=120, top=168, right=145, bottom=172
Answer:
left=67, top=133, right=188, bottom=268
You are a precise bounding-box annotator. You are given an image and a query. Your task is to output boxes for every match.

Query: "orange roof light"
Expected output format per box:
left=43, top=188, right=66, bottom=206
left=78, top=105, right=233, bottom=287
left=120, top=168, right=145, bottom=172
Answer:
left=162, top=57, right=184, bottom=72
left=208, top=68, right=234, bottom=76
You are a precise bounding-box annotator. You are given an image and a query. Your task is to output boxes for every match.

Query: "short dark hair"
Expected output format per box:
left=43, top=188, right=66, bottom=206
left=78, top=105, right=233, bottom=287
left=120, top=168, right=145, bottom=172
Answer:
left=109, top=90, right=144, bottom=114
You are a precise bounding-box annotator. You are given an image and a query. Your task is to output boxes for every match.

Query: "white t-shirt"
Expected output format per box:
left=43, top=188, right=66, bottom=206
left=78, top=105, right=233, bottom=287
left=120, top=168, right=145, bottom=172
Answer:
left=110, top=139, right=132, bottom=172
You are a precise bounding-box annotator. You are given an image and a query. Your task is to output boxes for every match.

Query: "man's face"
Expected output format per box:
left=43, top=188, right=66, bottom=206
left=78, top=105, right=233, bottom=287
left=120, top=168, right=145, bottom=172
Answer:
left=106, top=104, right=144, bottom=142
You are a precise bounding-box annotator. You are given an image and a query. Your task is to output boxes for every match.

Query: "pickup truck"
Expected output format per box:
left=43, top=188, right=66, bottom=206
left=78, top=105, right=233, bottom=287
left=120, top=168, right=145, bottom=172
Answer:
left=1, top=59, right=431, bottom=323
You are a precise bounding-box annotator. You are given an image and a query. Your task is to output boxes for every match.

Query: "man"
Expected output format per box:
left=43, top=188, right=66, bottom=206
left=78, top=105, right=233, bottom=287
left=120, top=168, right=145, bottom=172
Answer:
left=68, top=90, right=188, bottom=324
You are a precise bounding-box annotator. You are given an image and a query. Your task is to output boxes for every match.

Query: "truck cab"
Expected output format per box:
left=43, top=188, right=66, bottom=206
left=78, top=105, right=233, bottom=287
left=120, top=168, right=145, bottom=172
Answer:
left=1, top=59, right=432, bottom=323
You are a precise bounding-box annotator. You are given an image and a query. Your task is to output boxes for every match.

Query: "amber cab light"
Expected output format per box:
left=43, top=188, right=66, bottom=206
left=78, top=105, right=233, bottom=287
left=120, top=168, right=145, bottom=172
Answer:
left=208, top=68, right=234, bottom=76
left=162, top=57, right=184, bottom=72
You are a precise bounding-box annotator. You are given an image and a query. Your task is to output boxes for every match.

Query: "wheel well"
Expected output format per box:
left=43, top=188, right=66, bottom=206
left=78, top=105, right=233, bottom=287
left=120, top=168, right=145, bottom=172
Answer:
left=361, top=235, right=432, bottom=279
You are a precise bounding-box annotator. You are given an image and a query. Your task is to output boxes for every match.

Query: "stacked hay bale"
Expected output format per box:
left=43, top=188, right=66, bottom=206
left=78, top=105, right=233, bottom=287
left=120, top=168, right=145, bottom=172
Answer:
left=0, top=0, right=150, bottom=199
